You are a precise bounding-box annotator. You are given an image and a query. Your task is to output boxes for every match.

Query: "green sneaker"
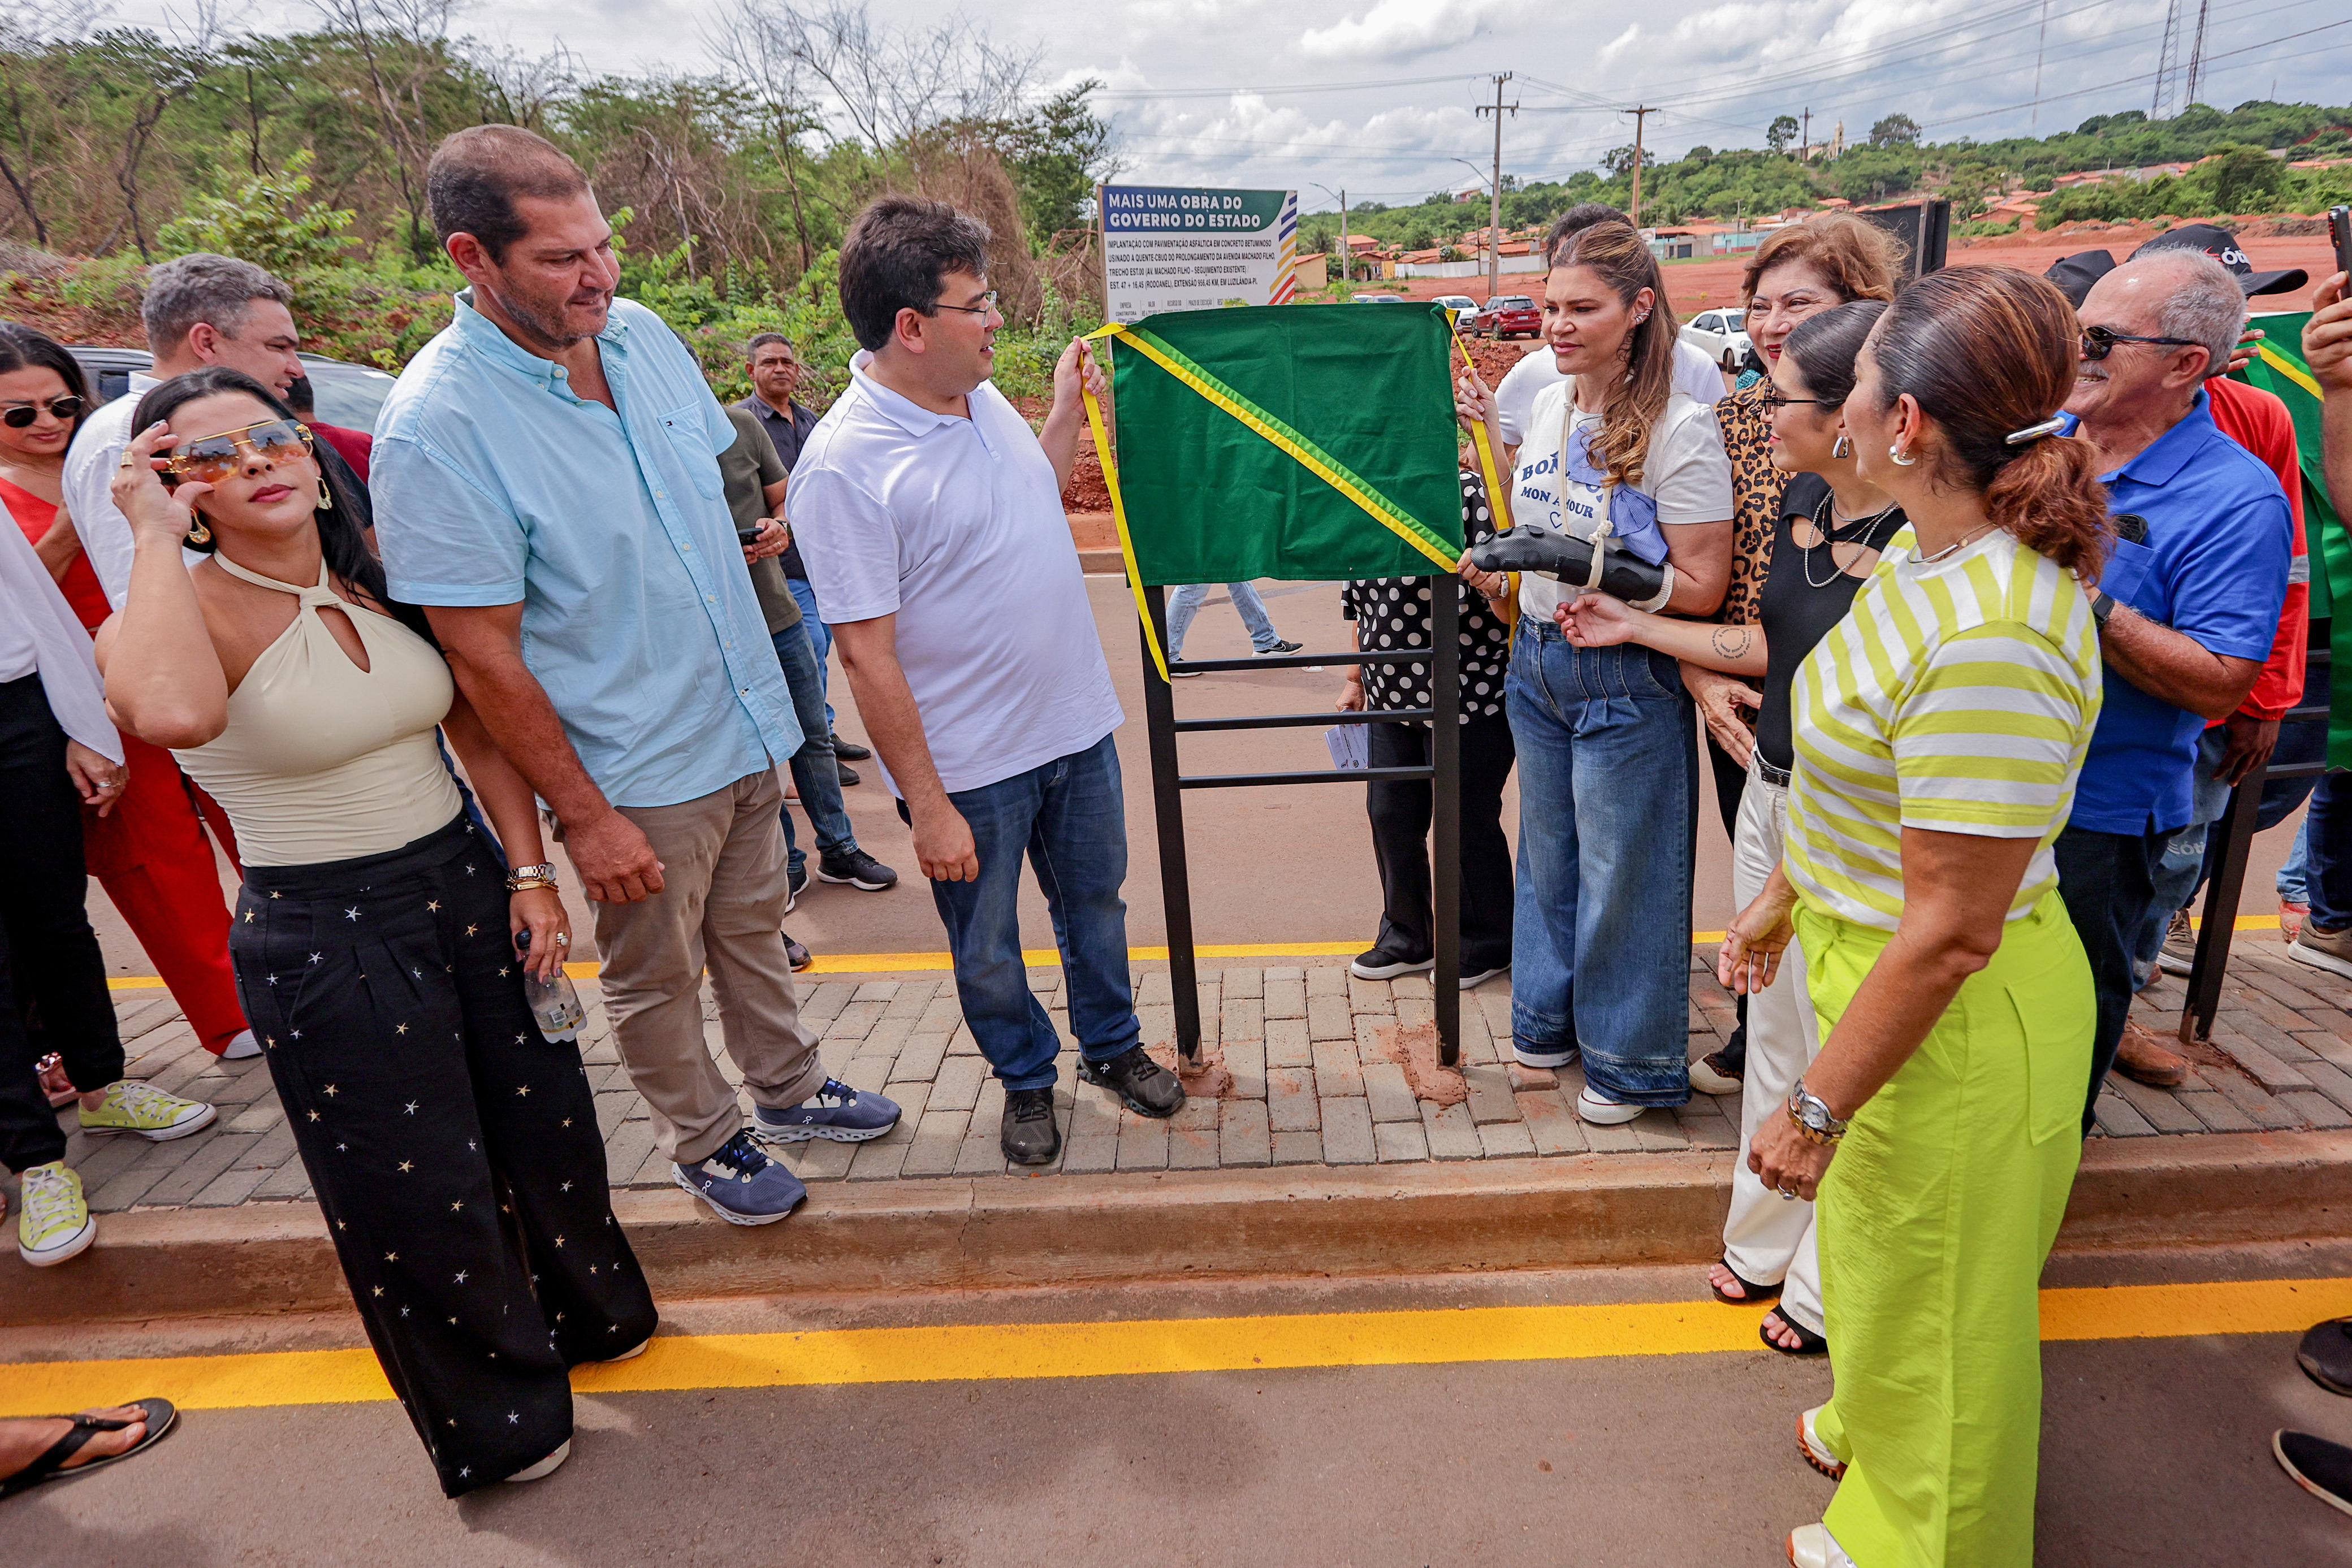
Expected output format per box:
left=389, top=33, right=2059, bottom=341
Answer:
left=76, top=1080, right=217, bottom=1142
left=18, top=1161, right=95, bottom=1267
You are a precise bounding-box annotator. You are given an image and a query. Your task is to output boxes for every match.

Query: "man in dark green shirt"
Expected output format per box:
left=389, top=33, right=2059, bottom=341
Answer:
left=721, top=406, right=898, bottom=926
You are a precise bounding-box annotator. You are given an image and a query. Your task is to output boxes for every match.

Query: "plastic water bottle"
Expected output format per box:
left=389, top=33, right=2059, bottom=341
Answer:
left=515, top=930, right=583, bottom=1043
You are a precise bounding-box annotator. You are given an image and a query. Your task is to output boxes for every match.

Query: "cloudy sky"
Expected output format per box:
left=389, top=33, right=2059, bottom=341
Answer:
left=109, top=0, right=2352, bottom=206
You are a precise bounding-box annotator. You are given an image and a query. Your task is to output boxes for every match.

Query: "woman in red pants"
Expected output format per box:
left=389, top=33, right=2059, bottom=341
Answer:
left=0, top=322, right=254, bottom=1060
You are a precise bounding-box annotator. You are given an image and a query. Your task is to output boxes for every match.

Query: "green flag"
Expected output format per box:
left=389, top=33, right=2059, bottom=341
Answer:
left=1102, top=303, right=1465, bottom=587
left=2236, top=314, right=2349, bottom=764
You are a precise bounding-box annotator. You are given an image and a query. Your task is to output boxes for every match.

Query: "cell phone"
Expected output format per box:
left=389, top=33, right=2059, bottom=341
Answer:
left=2333, top=205, right=2352, bottom=285
left=737, top=525, right=762, bottom=545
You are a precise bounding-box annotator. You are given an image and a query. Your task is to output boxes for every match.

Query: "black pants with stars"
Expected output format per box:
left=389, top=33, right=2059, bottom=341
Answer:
left=231, top=813, right=658, bottom=1497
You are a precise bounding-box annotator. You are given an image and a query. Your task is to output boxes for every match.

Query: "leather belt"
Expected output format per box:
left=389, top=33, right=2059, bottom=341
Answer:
left=1754, top=757, right=1792, bottom=788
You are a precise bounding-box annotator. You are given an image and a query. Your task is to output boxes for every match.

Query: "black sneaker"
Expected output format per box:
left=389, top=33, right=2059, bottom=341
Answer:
left=830, top=736, right=872, bottom=761
left=2297, top=1316, right=2352, bottom=1395
left=819, top=848, right=899, bottom=891
left=787, top=861, right=810, bottom=908
left=782, top=931, right=813, bottom=972
left=1257, top=639, right=1304, bottom=656
left=2275, top=1430, right=2352, bottom=1518
left=1351, top=943, right=1434, bottom=980
left=1001, top=1087, right=1062, bottom=1165
left=836, top=762, right=862, bottom=786
left=1078, top=1046, right=1184, bottom=1118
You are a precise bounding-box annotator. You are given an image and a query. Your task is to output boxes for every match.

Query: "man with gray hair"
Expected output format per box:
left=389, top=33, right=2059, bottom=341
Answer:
left=2051, top=247, right=2294, bottom=1115
left=62, top=253, right=305, bottom=609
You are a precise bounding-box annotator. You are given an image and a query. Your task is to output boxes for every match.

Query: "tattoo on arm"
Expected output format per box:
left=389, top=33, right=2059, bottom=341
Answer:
left=1711, top=625, right=1752, bottom=660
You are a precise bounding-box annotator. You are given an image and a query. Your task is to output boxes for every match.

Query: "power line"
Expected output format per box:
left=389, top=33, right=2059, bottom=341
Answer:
left=1093, top=73, right=1483, bottom=101
left=1930, top=15, right=2351, bottom=126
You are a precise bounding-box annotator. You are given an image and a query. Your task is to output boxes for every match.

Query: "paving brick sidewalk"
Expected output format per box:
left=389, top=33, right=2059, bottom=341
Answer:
left=47, top=934, right=2352, bottom=1217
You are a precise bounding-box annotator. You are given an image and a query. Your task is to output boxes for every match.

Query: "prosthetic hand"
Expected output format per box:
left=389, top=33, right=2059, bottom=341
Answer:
left=1469, top=525, right=1672, bottom=611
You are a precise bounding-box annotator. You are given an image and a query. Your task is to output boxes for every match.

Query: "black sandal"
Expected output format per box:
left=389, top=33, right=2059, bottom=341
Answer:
left=1761, top=1309, right=1828, bottom=1357
left=0, top=1399, right=177, bottom=1500
left=1710, top=1259, right=1783, bottom=1307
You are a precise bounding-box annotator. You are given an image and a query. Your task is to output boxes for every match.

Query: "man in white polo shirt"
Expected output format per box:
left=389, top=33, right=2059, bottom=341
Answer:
left=789, top=195, right=1183, bottom=1165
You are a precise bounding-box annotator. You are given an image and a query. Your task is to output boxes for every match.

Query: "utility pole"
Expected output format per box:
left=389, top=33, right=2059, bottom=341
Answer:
left=2031, top=0, right=2049, bottom=127
left=1313, top=182, right=1350, bottom=289
left=1801, top=107, right=1811, bottom=158
left=1623, top=105, right=1657, bottom=229
left=1476, top=72, right=1516, bottom=298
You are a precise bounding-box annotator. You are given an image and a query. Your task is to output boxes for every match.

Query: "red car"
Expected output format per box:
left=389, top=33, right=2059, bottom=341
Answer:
left=1471, top=294, right=1541, bottom=339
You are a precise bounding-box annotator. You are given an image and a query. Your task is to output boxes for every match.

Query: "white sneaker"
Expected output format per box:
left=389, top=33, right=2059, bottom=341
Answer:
left=505, top=1439, right=570, bottom=1482
left=1575, top=1085, right=1645, bottom=1125
left=17, top=1161, right=96, bottom=1267
left=1797, top=1404, right=1847, bottom=1479
left=1786, top=1522, right=1857, bottom=1568
left=1459, top=964, right=1508, bottom=990
left=601, top=1336, right=652, bottom=1362
left=1688, top=1051, right=1741, bottom=1095
left=1512, top=1041, right=1577, bottom=1070
left=220, top=1030, right=264, bottom=1060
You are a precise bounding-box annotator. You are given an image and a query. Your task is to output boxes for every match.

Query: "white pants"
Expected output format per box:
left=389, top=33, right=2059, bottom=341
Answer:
left=1721, top=757, right=1824, bottom=1335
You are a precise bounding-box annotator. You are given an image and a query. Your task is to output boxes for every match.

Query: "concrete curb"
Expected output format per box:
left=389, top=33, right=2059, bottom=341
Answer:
left=14, top=1130, right=2352, bottom=1327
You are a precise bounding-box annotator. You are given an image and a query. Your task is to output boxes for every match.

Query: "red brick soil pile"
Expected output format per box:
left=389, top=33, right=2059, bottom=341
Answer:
left=1377, top=1021, right=1467, bottom=1106
left=1148, top=1042, right=1236, bottom=1099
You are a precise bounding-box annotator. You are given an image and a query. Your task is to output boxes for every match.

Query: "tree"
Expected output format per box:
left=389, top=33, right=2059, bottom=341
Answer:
left=1766, top=114, right=1799, bottom=154
left=1869, top=113, right=1920, bottom=148
left=1602, top=144, right=1637, bottom=179
left=157, top=149, right=354, bottom=271
left=998, top=79, right=1114, bottom=240
left=2206, top=143, right=2285, bottom=210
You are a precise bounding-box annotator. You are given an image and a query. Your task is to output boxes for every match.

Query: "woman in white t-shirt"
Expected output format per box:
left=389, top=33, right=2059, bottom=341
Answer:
left=1458, top=219, right=1734, bottom=1125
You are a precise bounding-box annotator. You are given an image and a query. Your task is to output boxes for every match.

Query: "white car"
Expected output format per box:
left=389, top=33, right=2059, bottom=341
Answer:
left=1681, top=307, right=1753, bottom=372
left=1430, top=294, right=1478, bottom=324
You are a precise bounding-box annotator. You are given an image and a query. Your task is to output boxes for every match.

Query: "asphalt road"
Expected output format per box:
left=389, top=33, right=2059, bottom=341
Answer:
left=86, top=573, right=2302, bottom=977
left=13, top=1245, right=2352, bottom=1566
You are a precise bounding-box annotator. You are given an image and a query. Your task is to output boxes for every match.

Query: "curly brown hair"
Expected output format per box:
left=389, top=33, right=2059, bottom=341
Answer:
left=1549, top=219, right=1679, bottom=490
left=1740, top=213, right=1903, bottom=307
left=1860, top=266, right=2109, bottom=577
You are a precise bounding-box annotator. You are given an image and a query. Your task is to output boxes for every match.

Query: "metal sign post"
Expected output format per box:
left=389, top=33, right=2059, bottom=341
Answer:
left=1139, top=582, right=1464, bottom=1066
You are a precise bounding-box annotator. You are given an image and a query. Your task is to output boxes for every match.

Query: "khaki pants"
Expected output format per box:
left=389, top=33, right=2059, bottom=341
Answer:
left=572, top=770, right=825, bottom=1164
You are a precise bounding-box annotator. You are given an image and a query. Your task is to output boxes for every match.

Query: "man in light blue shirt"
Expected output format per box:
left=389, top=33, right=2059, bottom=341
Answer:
left=373, top=126, right=897, bottom=1227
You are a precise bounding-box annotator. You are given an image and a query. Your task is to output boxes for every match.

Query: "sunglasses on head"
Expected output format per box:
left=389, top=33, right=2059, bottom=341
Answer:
left=160, top=418, right=313, bottom=486
left=1, top=395, right=84, bottom=427
left=2078, top=324, right=2203, bottom=361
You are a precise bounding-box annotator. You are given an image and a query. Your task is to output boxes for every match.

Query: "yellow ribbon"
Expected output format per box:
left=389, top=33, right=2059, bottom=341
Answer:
left=1076, top=340, right=1168, bottom=682
left=1450, top=324, right=1519, bottom=627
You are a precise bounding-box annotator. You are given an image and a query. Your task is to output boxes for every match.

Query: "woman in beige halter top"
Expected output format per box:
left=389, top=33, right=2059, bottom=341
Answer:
left=99, top=369, right=655, bottom=1497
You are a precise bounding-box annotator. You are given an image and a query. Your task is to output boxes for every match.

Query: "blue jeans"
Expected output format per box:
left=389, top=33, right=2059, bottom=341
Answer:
left=910, top=733, right=1139, bottom=1090
left=2308, top=771, right=2352, bottom=930
left=1504, top=622, right=1695, bottom=1106
left=2134, top=726, right=2233, bottom=987
left=786, top=577, right=836, bottom=734
left=2282, top=814, right=2313, bottom=905
left=770, top=624, right=854, bottom=878
left=1168, top=582, right=1284, bottom=659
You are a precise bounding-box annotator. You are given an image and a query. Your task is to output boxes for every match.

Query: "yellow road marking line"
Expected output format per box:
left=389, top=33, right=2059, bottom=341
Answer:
left=8, top=1276, right=2348, bottom=1417
left=102, top=914, right=2288, bottom=990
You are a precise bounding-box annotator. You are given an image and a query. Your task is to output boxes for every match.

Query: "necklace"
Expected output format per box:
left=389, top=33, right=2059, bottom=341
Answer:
left=1912, top=521, right=2000, bottom=565
left=1804, top=490, right=1903, bottom=589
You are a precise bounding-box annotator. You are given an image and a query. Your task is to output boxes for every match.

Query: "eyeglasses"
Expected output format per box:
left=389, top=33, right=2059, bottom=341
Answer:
left=927, top=290, right=1000, bottom=318
left=161, top=419, right=313, bottom=485
left=2079, top=324, right=2203, bottom=361
left=1757, top=393, right=1836, bottom=412
left=1, top=395, right=84, bottom=427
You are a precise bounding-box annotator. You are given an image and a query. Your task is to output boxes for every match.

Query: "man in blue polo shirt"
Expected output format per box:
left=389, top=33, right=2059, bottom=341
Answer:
left=373, top=126, right=898, bottom=1227
left=2052, top=250, right=2293, bottom=1125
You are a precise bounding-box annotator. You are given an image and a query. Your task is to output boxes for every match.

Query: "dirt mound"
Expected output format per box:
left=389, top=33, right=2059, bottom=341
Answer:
left=1375, top=1020, right=1467, bottom=1107
left=1148, top=1043, right=1235, bottom=1098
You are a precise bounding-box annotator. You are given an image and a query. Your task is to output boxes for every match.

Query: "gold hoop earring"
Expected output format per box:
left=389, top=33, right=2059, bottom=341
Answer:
left=316, top=478, right=333, bottom=510
left=1833, top=435, right=1852, bottom=460
left=185, top=517, right=211, bottom=545
left=1888, top=444, right=1918, bottom=467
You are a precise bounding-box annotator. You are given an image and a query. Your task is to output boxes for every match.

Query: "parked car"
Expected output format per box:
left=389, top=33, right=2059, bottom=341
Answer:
left=67, top=346, right=399, bottom=434
left=1468, top=295, right=1540, bottom=339
left=1430, top=294, right=1478, bottom=325
left=1351, top=292, right=1407, bottom=305
left=1680, top=307, right=1753, bottom=372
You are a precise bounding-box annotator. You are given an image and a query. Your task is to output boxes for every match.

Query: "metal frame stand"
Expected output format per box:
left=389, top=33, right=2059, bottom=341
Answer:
left=2178, top=623, right=2332, bottom=1041
left=1140, top=581, right=1463, bottom=1065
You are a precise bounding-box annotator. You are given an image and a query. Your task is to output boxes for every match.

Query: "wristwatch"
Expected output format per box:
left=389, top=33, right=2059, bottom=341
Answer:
left=2090, top=590, right=2117, bottom=627
left=1787, top=1078, right=1850, bottom=1146
left=505, top=861, right=559, bottom=893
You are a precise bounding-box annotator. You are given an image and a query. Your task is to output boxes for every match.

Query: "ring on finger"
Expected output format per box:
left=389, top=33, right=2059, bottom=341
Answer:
left=554, top=933, right=569, bottom=947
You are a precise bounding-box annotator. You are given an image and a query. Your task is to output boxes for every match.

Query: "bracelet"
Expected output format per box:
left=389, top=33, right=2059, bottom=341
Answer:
left=505, top=861, right=558, bottom=893
left=1787, top=1078, right=1850, bottom=1146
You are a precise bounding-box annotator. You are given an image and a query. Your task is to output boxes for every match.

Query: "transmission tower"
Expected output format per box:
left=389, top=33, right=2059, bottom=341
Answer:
left=2182, top=0, right=2211, bottom=110
left=2152, top=0, right=2181, bottom=117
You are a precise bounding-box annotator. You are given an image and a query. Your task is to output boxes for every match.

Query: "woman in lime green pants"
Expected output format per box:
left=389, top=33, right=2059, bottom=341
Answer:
left=1720, top=267, right=2111, bottom=1567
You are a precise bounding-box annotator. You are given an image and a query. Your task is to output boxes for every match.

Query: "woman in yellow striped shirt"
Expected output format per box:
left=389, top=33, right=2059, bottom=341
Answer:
left=1718, top=267, right=2111, bottom=1568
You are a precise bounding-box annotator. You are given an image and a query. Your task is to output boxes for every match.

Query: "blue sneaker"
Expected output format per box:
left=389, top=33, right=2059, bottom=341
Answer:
left=673, top=1130, right=806, bottom=1225
left=751, top=1080, right=902, bottom=1144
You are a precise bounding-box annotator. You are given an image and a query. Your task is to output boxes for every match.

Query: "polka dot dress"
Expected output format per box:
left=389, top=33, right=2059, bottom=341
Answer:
left=1339, top=472, right=1511, bottom=724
